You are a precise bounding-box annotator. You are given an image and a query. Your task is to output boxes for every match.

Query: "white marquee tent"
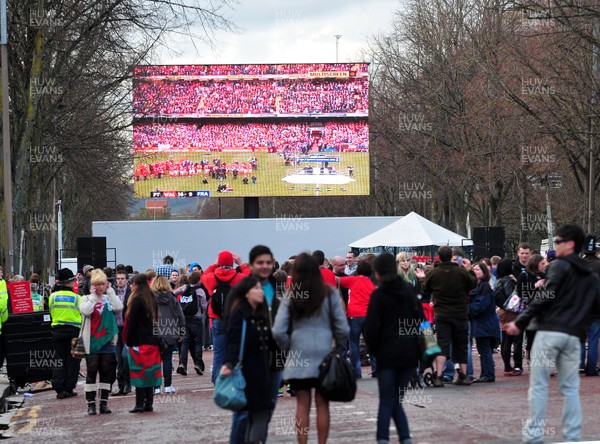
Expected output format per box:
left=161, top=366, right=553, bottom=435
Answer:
left=349, top=211, right=473, bottom=251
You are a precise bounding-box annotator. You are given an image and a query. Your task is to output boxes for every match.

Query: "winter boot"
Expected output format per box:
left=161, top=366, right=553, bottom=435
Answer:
left=85, top=390, right=96, bottom=415
left=144, top=387, right=154, bottom=412
left=99, top=389, right=111, bottom=414
left=129, top=388, right=145, bottom=413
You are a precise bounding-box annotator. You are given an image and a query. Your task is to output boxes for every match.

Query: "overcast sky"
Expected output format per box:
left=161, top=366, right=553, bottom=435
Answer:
left=155, top=0, right=403, bottom=65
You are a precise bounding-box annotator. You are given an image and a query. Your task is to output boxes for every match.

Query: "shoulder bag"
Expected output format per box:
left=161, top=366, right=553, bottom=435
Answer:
left=318, top=293, right=357, bottom=402
left=71, top=316, right=87, bottom=359
left=213, top=319, right=247, bottom=411
left=503, top=290, right=524, bottom=313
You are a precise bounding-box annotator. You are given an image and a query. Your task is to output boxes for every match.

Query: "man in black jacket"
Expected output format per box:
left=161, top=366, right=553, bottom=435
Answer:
left=581, top=234, right=600, bottom=376
left=422, top=246, right=476, bottom=387
left=507, top=225, right=600, bottom=443
left=513, top=242, right=532, bottom=277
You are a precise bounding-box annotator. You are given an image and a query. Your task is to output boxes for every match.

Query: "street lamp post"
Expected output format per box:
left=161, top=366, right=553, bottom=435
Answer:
left=1, top=0, right=14, bottom=272
left=335, top=35, right=342, bottom=63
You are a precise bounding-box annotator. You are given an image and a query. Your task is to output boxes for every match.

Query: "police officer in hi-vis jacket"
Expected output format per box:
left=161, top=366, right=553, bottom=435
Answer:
left=49, top=268, right=82, bottom=399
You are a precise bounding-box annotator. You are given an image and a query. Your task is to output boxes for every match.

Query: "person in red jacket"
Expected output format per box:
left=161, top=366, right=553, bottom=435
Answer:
left=338, top=260, right=376, bottom=378
left=201, top=250, right=250, bottom=385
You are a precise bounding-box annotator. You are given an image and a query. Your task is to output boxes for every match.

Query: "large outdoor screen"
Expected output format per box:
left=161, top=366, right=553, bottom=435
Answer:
left=132, top=63, right=369, bottom=198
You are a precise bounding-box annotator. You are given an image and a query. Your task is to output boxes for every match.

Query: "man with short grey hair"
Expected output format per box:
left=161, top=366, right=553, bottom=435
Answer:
left=332, top=256, right=349, bottom=308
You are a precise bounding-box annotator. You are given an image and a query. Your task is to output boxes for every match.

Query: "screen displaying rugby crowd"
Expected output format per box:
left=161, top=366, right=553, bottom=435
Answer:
left=133, top=121, right=368, bottom=152
left=134, top=63, right=368, bottom=77
left=133, top=78, right=368, bottom=116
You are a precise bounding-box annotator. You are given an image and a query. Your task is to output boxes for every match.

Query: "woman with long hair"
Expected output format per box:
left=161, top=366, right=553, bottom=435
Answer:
left=517, top=254, right=547, bottom=362
left=273, top=253, right=349, bottom=444
left=151, top=276, right=185, bottom=394
left=364, top=253, right=423, bottom=444
left=220, top=276, right=276, bottom=443
left=494, top=258, right=523, bottom=375
left=80, top=269, right=123, bottom=415
left=125, top=273, right=162, bottom=413
left=469, top=262, right=501, bottom=382
left=396, top=252, right=425, bottom=290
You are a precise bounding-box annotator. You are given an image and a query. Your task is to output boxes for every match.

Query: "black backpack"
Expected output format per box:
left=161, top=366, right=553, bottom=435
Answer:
left=180, top=285, right=199, bottom=317
left=211, top=277, right=233, bottom=317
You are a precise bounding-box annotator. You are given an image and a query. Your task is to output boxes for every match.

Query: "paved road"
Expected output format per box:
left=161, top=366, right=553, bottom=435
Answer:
left=7, top=351, right=600, bottom=443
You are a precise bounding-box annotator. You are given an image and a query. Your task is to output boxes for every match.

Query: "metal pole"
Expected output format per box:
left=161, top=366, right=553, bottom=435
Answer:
left=589, top=20, right=599, bottom=233
left=546, top=188, right=554, bottom=249
left=335, top=35, right=342, bottom=63
left=1, top=0, right=14, bottom=272
left=57, top=199, right=63, bottom=265
left=18, top=227, right=23, bottom=275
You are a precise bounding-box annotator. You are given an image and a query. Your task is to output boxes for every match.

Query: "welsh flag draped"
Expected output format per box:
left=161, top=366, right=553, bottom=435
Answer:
left=89, top=301, right=119, bottom=354
left=128, top=345, right=163, bottom=388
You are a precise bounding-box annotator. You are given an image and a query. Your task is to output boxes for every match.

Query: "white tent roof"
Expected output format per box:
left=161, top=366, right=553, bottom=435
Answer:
left=349, top=212, right=473, bottom=249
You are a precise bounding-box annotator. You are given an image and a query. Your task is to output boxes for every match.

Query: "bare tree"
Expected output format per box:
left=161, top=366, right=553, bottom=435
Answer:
left=0, top=0, right=238, bottom=276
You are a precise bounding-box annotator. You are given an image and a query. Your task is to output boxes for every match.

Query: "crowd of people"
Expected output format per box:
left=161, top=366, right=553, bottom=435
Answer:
left=133, top=121, right=369, bottom=152
left=134, top=63, right=369, bottom=78
left=3, top=223, right=599, bottom=443
left=133, top=78, right=368, bottom=117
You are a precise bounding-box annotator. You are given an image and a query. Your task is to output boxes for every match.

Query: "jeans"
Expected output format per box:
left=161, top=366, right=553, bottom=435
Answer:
left=180, top=316, right=203, bottom=370
left=115, top=326, right=130, bottom=389
left=230, top=370, right=282, bottom=444
left=161, top=344, right=177, bottom=387
left=580, top=320, right=600, bottom=375
left=349, top=317, right=366, bottom=378
left=443, top=359, right=455, bottom=380
left=376, top=367, right=414, bottom=441
left=523, top=331, right=581, bottom=443
left=475, top=337, right=495, bottom=380
left=211, top=318, right=226, bottom=384
left=467, top=321, right=473, bottom=377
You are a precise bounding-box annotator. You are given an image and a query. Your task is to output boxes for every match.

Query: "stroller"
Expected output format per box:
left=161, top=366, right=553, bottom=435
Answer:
left=411, top=302, right=439, bottom=388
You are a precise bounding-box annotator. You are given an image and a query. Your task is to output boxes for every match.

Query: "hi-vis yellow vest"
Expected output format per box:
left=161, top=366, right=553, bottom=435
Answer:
left=49, top=290, right=82, bottom=328
left=0, top=280, right=7, bottom=332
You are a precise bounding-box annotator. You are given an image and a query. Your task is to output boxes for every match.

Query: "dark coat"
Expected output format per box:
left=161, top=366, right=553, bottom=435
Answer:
left=583, top=255, right=600, bottom=320
left=224, top=300, right=276, bottom=412
left=364, top=278, right=423, bottom=369
left=125, top=295, right=160, bottom=347
left=515, top=254, right=600, bottom=341
left=422, top=262, right=476, bottom=320
left=512, top=259, right=528, bottom=279
left=468, top=281, right=501, bottom=340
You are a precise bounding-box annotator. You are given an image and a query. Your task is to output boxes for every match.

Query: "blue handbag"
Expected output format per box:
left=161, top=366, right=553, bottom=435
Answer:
left=213, top=319, right=247, bottom=411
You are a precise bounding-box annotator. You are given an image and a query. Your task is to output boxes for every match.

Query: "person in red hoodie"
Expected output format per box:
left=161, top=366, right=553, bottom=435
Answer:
left=338, top=260, right=376, bottom=379
left=201, top=250, right=250, bottom=385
